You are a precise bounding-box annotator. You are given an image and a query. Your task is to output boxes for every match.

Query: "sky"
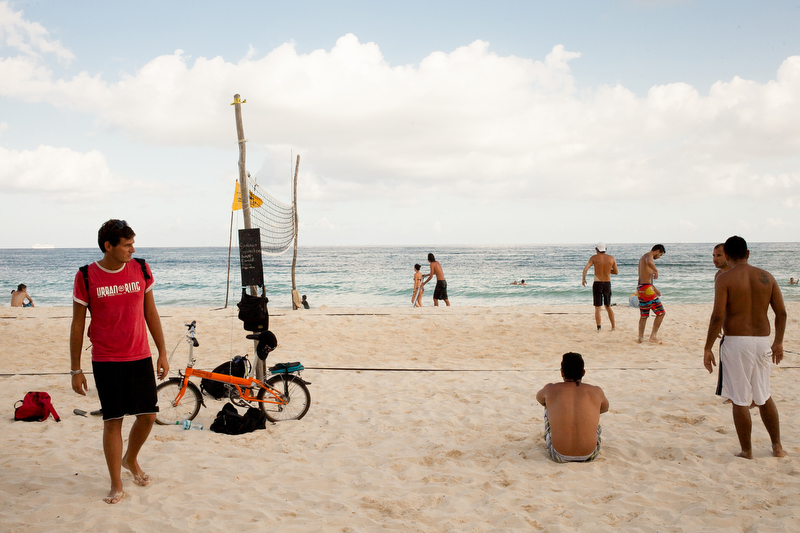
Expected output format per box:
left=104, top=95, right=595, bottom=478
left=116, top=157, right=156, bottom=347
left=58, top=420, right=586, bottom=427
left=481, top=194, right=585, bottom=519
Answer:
left=1, top=0, right=799, bottom=248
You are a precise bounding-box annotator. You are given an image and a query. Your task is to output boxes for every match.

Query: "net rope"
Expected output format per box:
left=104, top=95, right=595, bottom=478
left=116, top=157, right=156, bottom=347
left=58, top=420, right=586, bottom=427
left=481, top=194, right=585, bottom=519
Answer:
left=246, top=177, right=296, bottom=255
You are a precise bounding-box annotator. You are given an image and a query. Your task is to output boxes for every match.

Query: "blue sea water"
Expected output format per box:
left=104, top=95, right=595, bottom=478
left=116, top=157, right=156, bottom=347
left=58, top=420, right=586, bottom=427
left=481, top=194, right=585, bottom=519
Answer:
left=1, top=243, right=799, bottom=309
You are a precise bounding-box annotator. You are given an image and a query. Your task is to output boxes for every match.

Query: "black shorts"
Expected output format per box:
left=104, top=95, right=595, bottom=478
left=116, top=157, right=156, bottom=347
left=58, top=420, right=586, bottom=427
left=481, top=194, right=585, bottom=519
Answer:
left=592, top=281, right=612, bottom=307
left=433, top=280, right=448, bottom=300
left=92, top=357, right=158, bottom=421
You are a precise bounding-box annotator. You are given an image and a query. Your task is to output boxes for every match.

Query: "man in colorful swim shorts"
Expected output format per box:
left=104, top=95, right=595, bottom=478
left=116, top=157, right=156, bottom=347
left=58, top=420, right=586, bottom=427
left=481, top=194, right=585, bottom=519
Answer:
left=704, top=235, right=787, bottom=459
left=536, top=352, right=609, bottom=463
left=70, top=220, right=170, bottom=503
left=423, top=253, right=450, bottom=306
left=637, top=244, right=666, bottom=343
left=582, top=242, right=618, bottom=331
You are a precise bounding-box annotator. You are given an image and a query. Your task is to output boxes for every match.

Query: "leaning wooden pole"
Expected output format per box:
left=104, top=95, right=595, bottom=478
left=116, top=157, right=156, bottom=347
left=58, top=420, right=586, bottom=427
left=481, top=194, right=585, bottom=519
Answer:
left=232, top=94, right=256, bottom=297
left=290, top=155, right=301, bottom=309
left=232, top=94, right=262, bottom=379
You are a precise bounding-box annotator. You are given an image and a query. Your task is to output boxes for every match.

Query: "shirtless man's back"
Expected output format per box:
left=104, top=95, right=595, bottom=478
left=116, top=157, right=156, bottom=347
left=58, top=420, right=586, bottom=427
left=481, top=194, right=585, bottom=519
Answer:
left=536, top=353, right=609, bottom=461
left=582, top=243, right=618, bottom=330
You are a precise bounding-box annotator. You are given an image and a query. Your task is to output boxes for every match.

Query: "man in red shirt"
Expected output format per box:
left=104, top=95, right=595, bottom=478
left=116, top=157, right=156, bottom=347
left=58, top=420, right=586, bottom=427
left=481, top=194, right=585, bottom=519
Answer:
left=70, top=219, right=169, bottom=504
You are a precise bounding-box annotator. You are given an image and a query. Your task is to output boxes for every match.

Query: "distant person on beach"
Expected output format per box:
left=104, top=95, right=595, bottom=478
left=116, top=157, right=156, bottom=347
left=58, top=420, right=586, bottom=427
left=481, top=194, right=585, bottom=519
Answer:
left=536, top=352, right=609, bottom=463
left=703, top=236, right=787, bottom=459
left=519, top=280, right=527, bottom=286
left=302, top=295, right=310, bottom=309
left=790, top=278, right=798, bottom=285
left=713, top=243, right=730, bottom=280
left=637, top=244, right=666, bottom=343
left=511, top=280, right=518, bottom=285
left=10, top=284, right=34, bottom=307
left=423, top=253, right=450, bottom=306
left=70, top=219, right=169, bottom=504
left=582, top=242, right=618, bottom=331
left=412, top=264, right=425, bottom=307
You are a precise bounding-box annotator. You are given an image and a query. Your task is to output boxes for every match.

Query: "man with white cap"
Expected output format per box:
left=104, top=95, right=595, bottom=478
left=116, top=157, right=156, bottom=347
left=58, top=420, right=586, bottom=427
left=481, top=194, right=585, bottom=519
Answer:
left=582, top=242, right=618, bottom=331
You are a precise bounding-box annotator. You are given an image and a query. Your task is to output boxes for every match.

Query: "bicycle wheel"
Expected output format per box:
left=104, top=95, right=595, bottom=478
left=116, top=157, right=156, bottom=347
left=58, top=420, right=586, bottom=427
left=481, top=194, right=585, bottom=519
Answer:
left=156, top=380, right=201, bottom=425
left=258, top=374, right=311, bottom=422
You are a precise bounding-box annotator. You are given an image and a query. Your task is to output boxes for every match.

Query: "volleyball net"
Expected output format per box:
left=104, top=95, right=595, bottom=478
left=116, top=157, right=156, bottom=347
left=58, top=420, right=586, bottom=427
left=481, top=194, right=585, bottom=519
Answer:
left=232, top=179, right=295, bottom=255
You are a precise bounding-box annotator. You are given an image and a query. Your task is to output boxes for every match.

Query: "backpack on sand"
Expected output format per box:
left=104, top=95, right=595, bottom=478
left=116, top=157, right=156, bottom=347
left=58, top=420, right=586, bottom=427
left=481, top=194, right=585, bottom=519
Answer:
left=14, top=391, right=61, bottom=422
left=209, top=402, right=267, bottom=435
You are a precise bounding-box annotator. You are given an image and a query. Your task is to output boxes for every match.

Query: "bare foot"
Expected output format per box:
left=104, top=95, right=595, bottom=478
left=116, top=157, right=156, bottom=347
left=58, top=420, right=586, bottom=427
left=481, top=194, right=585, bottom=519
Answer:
left=103, top=490, right=124, bottom=504
left=648, top=337, right=663, bottom=345
left=122, top=456, right=150, bottom=486
left=736, top=450, right=753, bottom=459
left=773, top=445, right=788, bottom=458
left=637, top=337, right=644, bottom=344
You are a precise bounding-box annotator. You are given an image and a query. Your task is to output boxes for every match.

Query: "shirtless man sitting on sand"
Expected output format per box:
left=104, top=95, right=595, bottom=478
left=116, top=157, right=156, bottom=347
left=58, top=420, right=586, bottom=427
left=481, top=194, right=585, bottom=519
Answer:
left=10, top=284, right=34, bottom=307
left=704, top=236, right=787, bottom=459
left=637, top=244, right=666, bottom=343
left=536, top=352, right=609, bottom=463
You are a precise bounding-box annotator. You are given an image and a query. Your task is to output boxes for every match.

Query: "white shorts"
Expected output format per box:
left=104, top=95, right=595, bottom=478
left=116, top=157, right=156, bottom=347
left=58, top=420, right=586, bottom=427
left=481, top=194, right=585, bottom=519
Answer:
left=719, top=336, right=772, bottom=407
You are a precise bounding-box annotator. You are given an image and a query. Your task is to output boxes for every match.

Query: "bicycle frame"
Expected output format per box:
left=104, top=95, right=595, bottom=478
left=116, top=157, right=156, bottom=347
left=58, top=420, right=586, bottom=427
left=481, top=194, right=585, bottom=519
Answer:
left=168, top=323, right=288, bottom=409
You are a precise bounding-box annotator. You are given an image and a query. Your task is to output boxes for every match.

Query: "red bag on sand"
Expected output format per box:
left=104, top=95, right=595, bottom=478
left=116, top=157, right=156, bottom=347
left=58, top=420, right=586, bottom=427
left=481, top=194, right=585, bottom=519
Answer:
left=14, top=391, right=61, bottom=422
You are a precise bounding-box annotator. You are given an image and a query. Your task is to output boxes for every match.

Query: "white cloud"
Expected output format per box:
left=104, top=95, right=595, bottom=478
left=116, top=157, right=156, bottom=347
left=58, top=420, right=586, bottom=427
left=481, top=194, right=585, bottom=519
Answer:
left=0, top=1, right=74, bottom=64
left=1, top=3, right=799, bottom=211
left=0, top=145, right=122, bottom=198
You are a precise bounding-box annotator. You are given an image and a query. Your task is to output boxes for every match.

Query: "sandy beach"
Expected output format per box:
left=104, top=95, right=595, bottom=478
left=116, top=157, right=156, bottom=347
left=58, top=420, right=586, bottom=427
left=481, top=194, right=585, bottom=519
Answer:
left=1, top=302, right=799, bottom=532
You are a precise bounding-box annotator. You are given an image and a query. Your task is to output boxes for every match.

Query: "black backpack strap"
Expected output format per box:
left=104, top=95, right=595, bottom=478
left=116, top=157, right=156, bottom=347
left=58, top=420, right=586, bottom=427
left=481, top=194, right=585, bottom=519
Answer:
left=79, top=264, right=90, bottom=311
left=134, top=258, right=151, bottom=282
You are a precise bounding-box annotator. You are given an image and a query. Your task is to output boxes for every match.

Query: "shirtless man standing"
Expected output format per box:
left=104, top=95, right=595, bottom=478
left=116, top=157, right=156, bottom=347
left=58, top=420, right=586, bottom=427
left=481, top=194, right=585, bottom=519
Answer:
left=637, top=244, right=666, bottom=343
left=703, top=236, right=787, bottom=459
left=536, top=352, right=609, bottom=463
left=423, top=253, right=450, bottom=307
left=582, top=242, right=618, bottom=331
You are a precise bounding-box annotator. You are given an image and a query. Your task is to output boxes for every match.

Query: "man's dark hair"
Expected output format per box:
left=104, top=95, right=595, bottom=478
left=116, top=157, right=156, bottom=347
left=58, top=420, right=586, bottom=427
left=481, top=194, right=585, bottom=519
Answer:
left=723, top=235, right=748, bottom=260
left=414, top=264, right=421, bottom=271
left=561, top=352, right=584, bottom=384
left=17, top=284, right=26, bottom=291
left=428, top=253, right=435, bottom=262
left=97, top=219, right=135, bottom=252
left=651, top=244, right=666, bottom=254
left=714, top=243, right=725, bottom=250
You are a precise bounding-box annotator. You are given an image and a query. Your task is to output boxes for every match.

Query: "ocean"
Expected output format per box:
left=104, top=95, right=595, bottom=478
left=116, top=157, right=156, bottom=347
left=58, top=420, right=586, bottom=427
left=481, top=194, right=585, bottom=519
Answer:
left=2, top=243, right=799, bottom=309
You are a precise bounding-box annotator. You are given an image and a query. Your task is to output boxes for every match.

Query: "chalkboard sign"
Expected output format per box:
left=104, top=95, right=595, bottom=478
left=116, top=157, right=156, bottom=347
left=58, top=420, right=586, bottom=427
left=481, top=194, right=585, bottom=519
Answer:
left=238, top=229, right=264, bottom=287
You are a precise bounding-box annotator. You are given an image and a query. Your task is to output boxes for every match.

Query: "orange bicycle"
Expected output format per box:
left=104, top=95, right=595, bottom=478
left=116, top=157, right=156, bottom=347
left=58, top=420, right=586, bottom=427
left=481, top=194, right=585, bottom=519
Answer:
left=155, top=321, right=311, bottom=425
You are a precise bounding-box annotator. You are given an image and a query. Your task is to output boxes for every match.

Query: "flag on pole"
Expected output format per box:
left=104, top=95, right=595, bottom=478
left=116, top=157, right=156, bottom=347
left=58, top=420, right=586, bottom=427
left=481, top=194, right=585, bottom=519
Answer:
left=232, top=181, right=264, bottom=210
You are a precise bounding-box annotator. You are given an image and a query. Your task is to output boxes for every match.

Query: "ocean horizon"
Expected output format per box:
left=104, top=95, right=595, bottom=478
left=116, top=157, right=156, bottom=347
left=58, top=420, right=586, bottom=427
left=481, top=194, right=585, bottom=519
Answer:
left=2, top=242, right=799, bottom=309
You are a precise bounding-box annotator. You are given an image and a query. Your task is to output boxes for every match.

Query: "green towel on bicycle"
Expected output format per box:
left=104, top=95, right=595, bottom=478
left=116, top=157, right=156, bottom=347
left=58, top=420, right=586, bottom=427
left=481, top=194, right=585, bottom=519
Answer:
left=209, top=403, right=267, bottom=435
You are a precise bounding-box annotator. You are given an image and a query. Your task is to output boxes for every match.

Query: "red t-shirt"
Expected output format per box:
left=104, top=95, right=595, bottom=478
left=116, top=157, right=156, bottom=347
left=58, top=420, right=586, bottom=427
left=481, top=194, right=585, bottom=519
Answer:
left=73, top=260, right=155, bottom=362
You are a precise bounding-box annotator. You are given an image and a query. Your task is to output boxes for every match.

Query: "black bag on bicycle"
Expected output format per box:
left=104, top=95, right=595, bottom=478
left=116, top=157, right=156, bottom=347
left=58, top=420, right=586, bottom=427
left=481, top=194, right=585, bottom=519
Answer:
left=237, top=288, right=269, bottom=332
left=200, top=356, right=249, bottom=399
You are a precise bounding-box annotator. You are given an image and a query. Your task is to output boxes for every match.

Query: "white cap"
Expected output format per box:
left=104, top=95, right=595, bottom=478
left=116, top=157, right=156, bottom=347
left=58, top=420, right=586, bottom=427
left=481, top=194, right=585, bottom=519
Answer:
left=596, top=242, right=607, bottom=253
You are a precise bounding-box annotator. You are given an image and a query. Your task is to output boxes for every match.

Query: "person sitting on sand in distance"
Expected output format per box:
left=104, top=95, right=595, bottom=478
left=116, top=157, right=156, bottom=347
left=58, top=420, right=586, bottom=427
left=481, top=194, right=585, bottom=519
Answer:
left=423, top=253, right=450, bottom=307
left=301, top=295, right=310, bottom=309
left=10, top=284, right=34, bottom=307
left=536, top=352, right=609, bottom=463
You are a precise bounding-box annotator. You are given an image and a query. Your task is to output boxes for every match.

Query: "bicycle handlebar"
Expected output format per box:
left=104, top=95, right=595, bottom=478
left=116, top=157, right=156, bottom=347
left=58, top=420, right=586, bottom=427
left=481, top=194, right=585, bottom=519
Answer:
left=185, top=321, right=199, bottom=347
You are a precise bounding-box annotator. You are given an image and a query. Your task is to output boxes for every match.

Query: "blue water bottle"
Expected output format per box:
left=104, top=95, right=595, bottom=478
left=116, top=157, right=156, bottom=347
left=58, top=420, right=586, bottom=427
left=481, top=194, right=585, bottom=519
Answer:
left=177, top=419, right=203, bottom=430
